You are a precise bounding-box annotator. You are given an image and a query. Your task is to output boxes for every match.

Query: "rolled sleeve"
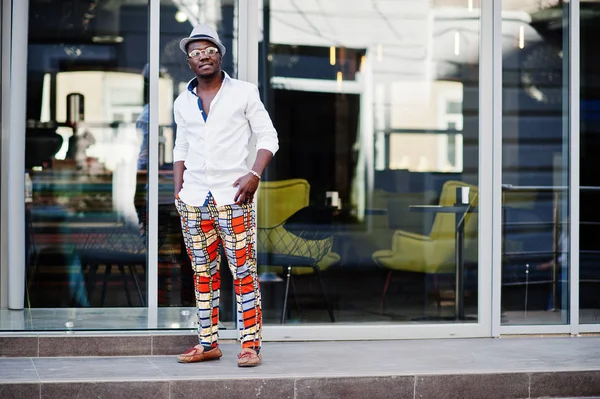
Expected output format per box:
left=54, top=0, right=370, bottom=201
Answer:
left=172, top=106, right=189, bottom=162
left=246, top=85, right=279, bottom=156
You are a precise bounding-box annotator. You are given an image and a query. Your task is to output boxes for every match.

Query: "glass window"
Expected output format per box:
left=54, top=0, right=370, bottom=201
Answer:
left=501, top=0, right=569, bottom=326
left=24, top=1, right=150, bottom=326
left=258, top=0, right=480, bottom=325
left=156, top=1, right=238, bottom=331
left=580, top=1, right=600, bottom=325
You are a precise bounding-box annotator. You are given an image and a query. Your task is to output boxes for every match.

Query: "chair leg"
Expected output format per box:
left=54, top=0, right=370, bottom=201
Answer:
left=435, top=275, right=440, bottom=309
left=281, top=266, right=292, bottom=325
left=25, top=252, right=40, bottom=305
left=100, top=265, right=111, bottom=306
left=129, top=265, right=145, bottom=306
left=85, top=264, right=98, bottom=306
left=524, top=264, right=530, bottom=318
left=26, top=252, right=39, bottom=294
left=379, top=270, right=393, bottom=314
left=423, top=274, right=430, bottom=319
left=313, top=266, right=335, bottom=323
left=118, top=265, right=133, bottom=307
left=289, top=273, right=302, bottom=317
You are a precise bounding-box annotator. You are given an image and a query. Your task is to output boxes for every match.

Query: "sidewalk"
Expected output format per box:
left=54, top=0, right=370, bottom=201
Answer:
left=1, top=336, right=600, bottom=398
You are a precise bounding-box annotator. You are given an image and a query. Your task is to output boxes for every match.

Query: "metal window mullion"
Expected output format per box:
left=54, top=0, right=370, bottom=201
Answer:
left=246, top=0, right=259, bottom=86
left=147, top=0, right=160, bottom=326
left=499, top=324, right=571, bottom=335
left=483, top=0, right=502, bottom=337
left=1, top=0, right=13, bottom=308
left=579, top=324, right=600, bottom=333
left=237, top=0, right=249, bottom=83
left=569, top=0, right=580, bottom=334
left=7, top=0, right=28, bottom=310
left=236, top=0, right=246, bottom=333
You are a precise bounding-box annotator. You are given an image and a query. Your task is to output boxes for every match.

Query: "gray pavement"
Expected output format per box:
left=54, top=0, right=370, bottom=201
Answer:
left=1, top=337, right=600, bottom=398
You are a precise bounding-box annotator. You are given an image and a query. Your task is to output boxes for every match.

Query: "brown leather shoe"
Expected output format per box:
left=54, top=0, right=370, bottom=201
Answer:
left=177, top=345, right=222, bottom=363
left=237, top=348, right=262, bottom=367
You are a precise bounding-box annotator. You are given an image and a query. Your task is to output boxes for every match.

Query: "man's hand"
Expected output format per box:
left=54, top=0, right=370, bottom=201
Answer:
left=173, top=161, right=185, bottom=199
left=233, top=173, right=260, bottom=204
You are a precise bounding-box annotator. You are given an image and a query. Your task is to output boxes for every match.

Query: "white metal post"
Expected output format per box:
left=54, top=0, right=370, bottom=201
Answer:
left=0, top=0, right=13, bottom=308
left=147, top=0, right=160, bottom=326
left=483, top=0, right=502, bottom=337
left=569, top=0, right=580, bottom=335
left=237, top=0, right=249, bottom=83
left=239, top=0, right=258, bottom=85
left=7, top=0, right=29, bottom=310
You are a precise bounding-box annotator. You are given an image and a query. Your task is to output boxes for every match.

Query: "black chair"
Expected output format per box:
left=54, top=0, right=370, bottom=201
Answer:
left=257, top=206, right=338, bottom=324
left=78, top=225, right=146, bottom=307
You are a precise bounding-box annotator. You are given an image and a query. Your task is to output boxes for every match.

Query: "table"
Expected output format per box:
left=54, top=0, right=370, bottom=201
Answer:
left=409, top=204, right=476, bottom=320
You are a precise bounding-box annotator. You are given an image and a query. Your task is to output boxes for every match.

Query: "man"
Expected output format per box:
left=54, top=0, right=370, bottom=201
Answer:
left=173, top=24, right=278, bottom=367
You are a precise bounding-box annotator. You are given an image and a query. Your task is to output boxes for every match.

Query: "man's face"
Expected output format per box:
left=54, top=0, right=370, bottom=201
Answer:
left=186, top=40, right=222, bottom=78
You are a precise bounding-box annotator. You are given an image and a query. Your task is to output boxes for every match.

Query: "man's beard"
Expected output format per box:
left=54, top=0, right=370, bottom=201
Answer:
left=198, top=68, right=220, bottom=80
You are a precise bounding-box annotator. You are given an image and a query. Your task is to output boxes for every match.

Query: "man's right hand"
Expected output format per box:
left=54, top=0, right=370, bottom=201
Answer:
left=173, top=161, right=185, bottom=200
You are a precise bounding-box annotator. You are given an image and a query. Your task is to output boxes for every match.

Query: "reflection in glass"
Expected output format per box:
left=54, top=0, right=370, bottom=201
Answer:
left=257, top=0, right=480, bottom=324
left=25, top=0, right=149, bottom=310
left=580, top=2, right=600, bottom=324
left=500, top=1, right=569, bottom=325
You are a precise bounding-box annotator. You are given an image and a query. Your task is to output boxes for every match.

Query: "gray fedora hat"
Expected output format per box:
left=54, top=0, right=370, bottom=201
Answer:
left=179, top=24, right=226, bottom=56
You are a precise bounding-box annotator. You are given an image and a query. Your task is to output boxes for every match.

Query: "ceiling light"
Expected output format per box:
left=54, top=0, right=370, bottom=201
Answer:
left=92, top=35, right=124, bottom=44
left=519, top=25, right=525, bottom=49
left=175, top=11, right=188, bottom=23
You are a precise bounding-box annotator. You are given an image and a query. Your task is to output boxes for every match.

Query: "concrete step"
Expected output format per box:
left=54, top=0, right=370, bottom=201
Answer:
left=1, top=373, right=600, bottom=399
left=0, top=332, right=203, bottom=358
left=1, top=338, right=600, bottom=398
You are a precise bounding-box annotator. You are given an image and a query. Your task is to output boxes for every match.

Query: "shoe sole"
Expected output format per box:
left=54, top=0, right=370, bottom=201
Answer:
left=177, top=356, right=221, bottom=363
left=177, top=349, right=223, bottom=363
left=237, top=361, right=261, bottom=367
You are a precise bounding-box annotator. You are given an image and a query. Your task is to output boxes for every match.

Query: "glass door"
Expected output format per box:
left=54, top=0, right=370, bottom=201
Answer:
left=579, top=0, right=600, bottom=327
left=500, top=0, right=570, bottom=328
left=257, top=0, right=483, bottom=329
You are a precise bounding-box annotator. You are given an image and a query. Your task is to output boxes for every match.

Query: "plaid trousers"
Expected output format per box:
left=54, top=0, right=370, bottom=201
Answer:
left=175, top=193, right=262, bottom=351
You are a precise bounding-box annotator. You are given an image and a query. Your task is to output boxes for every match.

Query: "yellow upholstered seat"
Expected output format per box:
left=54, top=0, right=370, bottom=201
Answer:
left=256, top=179, right=339, bottom=275
left=372, top=180, right=478, bottom=274
left=372, top=180, right=478, bottom=313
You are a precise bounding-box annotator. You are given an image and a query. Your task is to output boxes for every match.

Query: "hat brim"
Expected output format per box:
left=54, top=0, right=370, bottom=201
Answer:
left=179, top=36, right=226, bottom=57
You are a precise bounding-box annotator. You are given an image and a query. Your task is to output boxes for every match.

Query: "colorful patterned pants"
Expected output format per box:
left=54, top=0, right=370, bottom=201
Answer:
left=175, top=194, right=262, bottom=351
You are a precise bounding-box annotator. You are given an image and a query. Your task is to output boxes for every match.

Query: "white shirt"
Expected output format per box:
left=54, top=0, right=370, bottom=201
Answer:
left=173, top=72, right=279, bottom=206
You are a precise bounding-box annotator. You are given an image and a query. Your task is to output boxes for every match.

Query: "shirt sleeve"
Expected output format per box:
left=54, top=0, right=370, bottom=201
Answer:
left=246, top=85, right=279, bottom=156
left=172, top=104, right=189, bottom=163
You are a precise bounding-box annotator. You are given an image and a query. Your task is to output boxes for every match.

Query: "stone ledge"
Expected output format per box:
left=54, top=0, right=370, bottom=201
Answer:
left=0, top=333, right=223, bottom=357
left=0, top=372, right=599, bottom=399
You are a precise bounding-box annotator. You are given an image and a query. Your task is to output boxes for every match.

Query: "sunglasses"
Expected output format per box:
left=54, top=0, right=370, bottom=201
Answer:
left=188, top=47, right=219, bottom=59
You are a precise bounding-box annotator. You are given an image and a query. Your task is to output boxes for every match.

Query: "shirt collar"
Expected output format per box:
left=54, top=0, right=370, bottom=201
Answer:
left=187, top=71, right=229, bottom=95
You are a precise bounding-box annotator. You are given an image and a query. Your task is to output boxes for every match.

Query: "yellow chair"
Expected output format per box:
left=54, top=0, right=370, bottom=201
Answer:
left=256, top=179, right=339, bottom=323
left=372, top=180, right=478, bottom=315
left=256, top=179, right=310, bottom=271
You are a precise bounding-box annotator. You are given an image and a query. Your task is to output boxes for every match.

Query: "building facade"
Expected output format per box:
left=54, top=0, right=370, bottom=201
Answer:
left=0, top=0, right=598, bottom=340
